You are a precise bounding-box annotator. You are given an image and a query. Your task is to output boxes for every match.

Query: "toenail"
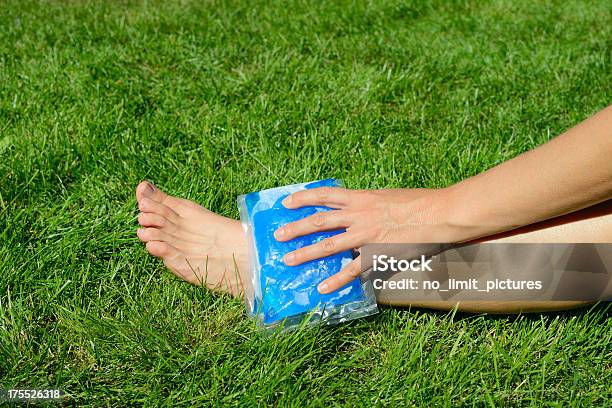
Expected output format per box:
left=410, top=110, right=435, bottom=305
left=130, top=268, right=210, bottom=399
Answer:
left=282, top=195, right=292, bottom=207
left=137, top=228, right=145, bottom=235
left=145, top=181, right=155, bottom=193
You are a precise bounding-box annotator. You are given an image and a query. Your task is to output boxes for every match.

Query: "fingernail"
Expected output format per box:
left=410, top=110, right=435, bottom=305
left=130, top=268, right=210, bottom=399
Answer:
left=318, top=282, right=329, bottom=294
left=274, top=227, right=285, bottom=240
left=282, top=195, right=292, bottom=207
left=283, top=252, right=295, bottom=265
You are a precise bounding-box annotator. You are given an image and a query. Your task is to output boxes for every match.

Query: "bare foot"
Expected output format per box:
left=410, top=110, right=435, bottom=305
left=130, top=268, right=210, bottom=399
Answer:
left=135, top=181, right=249, bottom=296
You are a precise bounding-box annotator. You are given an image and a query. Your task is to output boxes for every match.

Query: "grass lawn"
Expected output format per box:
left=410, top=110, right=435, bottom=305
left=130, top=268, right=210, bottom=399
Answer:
left=1, top=0, right=611, bottom=405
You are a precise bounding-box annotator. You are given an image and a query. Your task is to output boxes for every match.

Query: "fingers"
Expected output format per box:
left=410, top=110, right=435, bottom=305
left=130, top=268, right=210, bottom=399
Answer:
left=274, top=210, right=350, bottom=241
left=282, top=186, right=352, bottom=209
left=317, top=256, right=362, bottom=294
left=283, top=232, right=360, bottom=266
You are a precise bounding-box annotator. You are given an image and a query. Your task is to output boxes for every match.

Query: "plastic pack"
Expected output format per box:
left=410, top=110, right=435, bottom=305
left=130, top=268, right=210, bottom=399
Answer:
left=237, top=179, right=378, bottom=332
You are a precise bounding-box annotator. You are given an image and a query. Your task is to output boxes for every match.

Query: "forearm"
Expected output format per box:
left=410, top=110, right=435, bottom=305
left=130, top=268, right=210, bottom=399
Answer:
left=277, top=106, right=612, bottom=292
left=444, top=105, right=612, bottom=241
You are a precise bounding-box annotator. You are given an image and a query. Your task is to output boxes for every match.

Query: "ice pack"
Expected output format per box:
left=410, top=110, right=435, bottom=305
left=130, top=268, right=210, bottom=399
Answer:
left=237, top=179, right=378, bottom=331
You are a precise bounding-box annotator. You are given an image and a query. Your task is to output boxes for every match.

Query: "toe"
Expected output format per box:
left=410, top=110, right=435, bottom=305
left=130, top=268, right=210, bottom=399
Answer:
left=138, top=212, right=172, bottom=229
left=137, top=227, right=170, bottom=243
left=138, top=198, right=180, bottom=221
left=136, top=180, right=156, bottom=201
left=145, top=241, right=178, bottom=258
left=136, top=180, right=169, bottom=203
left=136, top=181, right=210, bottom=217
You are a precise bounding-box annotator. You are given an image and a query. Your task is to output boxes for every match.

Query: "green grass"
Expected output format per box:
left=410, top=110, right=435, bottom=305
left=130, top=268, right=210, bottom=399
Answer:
left=1, top=0, right=611, bottom=405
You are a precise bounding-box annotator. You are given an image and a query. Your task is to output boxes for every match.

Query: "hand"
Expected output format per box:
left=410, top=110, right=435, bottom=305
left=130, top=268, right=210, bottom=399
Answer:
left=274, top=186, right=463, bottom=294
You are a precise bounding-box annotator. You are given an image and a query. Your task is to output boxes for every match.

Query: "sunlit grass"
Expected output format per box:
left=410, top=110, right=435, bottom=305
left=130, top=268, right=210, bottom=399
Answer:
left=1, top=0, right=611, bottom=405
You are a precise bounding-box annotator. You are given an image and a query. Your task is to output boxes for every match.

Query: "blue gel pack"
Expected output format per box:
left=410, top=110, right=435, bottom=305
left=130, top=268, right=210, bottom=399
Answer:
left=238, top=179, right=378, bottom=331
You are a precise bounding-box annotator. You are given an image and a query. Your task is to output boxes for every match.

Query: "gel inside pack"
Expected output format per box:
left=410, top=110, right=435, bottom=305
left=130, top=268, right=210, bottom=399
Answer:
left=238, top=179, right=378, bottom=331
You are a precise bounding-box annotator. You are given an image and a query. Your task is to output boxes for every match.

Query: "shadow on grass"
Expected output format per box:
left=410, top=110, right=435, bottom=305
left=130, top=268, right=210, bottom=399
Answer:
left=382, top=300, right=611, bottom=324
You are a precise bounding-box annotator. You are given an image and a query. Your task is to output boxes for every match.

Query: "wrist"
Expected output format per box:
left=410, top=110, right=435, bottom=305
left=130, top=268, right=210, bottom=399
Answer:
left=394, top=187, right=479, bottom=243
left=438, top=183, right=491, bottom=243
